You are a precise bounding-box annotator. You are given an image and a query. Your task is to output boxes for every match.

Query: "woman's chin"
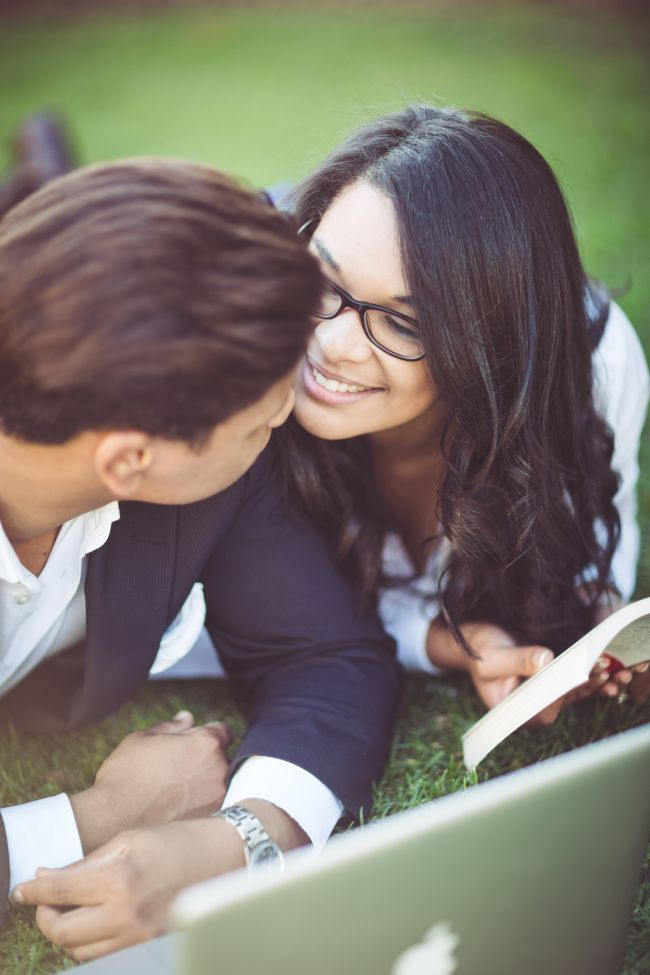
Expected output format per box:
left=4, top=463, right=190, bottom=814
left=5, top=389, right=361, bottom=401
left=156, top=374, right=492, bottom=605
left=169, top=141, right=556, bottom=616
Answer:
left=292, top=392, right=363, bottom=441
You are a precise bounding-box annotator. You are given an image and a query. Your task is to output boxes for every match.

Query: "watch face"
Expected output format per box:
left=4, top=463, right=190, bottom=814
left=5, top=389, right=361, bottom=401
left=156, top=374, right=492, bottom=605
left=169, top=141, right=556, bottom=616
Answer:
left=249, top=841, right=283, bottom=869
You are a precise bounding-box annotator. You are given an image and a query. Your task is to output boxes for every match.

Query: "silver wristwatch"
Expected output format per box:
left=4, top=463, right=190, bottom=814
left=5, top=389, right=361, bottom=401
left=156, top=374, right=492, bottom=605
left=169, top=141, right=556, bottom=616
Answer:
left=214, top=805, right=285, bottom=872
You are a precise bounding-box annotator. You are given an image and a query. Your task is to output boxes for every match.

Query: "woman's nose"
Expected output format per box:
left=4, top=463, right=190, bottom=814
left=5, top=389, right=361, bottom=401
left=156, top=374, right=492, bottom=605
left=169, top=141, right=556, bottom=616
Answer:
left=314, top=309, right=372, bottom=363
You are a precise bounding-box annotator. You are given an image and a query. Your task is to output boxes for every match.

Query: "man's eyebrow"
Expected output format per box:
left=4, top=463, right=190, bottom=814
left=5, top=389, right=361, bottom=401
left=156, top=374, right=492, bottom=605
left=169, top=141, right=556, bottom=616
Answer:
left=312, top=238, right=340, bottom=272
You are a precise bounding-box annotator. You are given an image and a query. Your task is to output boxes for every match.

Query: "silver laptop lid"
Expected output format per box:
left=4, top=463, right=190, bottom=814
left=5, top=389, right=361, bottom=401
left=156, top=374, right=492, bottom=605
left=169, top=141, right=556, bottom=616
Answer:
left=174, top=724, right=650, bottom=975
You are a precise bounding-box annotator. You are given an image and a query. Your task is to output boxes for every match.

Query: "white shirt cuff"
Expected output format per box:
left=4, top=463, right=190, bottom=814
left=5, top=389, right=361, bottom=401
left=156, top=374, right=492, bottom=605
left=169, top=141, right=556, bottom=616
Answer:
left=2, top=793, right=83, bottom=891
left=222, top=756, right=343, bottom=851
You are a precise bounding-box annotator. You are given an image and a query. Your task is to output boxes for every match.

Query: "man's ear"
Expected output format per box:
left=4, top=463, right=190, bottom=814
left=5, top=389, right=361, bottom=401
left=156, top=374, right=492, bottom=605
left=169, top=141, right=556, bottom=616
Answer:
left=93, top=432, right=154, bottom=498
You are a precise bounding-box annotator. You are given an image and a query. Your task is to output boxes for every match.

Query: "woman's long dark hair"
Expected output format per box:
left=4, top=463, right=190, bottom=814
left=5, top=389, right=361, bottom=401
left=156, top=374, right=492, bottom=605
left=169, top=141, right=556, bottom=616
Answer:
left=281, top=105, right=620, bottom=653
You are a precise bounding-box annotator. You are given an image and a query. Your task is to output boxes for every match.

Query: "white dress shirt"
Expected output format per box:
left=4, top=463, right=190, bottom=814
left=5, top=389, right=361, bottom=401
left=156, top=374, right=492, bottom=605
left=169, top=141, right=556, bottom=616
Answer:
left=1, top=506, right=341, bottom=892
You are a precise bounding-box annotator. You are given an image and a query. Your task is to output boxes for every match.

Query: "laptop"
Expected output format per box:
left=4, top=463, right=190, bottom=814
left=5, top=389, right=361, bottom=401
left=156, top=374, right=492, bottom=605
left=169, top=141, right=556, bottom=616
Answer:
left=68, top=723, right=650, bottom=975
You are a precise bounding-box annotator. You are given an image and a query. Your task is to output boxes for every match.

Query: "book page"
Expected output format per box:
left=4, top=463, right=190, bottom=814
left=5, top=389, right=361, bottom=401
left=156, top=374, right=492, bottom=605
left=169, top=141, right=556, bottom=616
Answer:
left=603, top=616, right=650, bottom=668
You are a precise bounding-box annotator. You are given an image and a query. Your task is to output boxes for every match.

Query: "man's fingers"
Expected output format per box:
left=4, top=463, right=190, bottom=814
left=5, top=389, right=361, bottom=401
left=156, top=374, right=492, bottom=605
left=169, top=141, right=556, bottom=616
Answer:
left=146, top=714, right=231, bottom=746
left=478, top=645, right=554, bottom=680
left=35, top=903, right=110, bottom=951
left=147, top=710, right=195, bottom=735
left=67, top=939, right=121, bottom=964
left=13, top=844, right=120, bottom=907
left=13, top=867, right=93, bottom=908
left=197, top=721, right=231, bottom=749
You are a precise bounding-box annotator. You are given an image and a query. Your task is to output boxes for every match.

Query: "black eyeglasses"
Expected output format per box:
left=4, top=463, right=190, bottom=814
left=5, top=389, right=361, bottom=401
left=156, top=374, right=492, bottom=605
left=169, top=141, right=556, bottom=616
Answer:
left=314, top=278, right=425, bottom=362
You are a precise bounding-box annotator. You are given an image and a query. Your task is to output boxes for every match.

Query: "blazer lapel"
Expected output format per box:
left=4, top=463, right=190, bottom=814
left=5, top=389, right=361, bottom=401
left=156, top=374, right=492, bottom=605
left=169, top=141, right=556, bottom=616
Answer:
left=5, top=503, right=180, bottom=732
left=71, top=501, right=179, bottom=725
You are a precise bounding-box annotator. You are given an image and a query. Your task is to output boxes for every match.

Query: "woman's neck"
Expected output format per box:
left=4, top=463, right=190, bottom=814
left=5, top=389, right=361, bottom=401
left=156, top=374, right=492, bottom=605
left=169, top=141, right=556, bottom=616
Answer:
left=369, top=410, right=447, bottom=571
left=369, top=403, right=446, bottom=478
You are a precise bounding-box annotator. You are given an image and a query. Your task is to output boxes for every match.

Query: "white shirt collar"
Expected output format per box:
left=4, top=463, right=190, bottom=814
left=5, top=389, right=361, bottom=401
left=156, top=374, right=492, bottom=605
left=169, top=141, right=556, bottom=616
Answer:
left=0, top=501, right=121, bottom=586
left=81, top=501, right=120, bottom=557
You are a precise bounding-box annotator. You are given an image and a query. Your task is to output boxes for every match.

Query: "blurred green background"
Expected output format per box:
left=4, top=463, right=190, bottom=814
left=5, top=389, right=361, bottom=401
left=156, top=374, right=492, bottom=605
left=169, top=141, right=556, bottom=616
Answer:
left=0, top=5, right=648, bottom=972
left=2, top=3, right=648, bottom=598
left=1, top=3, right=648, bottom=598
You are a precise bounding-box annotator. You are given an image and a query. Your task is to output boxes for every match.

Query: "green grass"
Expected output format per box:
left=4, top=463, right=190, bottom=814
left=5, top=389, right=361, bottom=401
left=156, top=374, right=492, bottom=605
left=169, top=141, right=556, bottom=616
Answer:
left=0, top=2, right=649, bottom=971
left=0, top=677, right=648, bottom=974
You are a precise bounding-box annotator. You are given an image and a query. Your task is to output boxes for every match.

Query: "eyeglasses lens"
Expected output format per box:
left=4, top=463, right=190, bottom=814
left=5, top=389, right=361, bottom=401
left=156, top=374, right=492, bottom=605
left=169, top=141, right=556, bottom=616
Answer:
left=315, top=283, right=423, bottom=360
left=365, top=308, right=423, bottom=360
left=316, top=283, right=343, bottom=318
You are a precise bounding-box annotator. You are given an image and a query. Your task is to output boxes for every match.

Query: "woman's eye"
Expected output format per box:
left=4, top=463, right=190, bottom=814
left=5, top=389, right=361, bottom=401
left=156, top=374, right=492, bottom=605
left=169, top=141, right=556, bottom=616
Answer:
left=383, top=313, right=419, bottom=338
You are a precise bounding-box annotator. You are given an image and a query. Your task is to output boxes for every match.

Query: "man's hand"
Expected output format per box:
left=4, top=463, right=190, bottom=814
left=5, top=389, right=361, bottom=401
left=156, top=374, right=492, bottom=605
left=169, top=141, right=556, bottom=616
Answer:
left=12, top=800, right=308, bottom=962
left=70, top=711, right=231, bottom=853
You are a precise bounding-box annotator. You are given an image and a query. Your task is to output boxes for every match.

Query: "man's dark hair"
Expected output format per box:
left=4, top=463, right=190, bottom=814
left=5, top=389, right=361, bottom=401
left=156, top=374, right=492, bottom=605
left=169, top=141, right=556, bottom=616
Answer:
left=0, top=158, right=321, bottom=444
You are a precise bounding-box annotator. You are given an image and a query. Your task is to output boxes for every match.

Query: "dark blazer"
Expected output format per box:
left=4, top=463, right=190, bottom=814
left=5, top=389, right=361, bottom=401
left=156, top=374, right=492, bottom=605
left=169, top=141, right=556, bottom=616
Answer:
left=0, top=442, right=400, bottom=911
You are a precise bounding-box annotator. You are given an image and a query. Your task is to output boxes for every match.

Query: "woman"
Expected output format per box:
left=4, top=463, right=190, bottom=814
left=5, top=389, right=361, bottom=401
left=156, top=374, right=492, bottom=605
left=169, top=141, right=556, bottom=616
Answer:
left=282, top=104, right=649, bottom=716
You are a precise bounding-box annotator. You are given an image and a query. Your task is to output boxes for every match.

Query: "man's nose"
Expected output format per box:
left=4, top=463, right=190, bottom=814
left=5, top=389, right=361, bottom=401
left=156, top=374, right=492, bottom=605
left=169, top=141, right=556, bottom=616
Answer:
left=314, top=309, right=372, bottom=363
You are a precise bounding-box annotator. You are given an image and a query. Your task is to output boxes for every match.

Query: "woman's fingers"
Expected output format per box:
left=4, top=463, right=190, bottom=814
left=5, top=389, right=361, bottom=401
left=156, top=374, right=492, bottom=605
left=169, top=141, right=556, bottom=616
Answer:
left=630, top=669, right=650, bottom=703
left=475, top=644, right=554, bottom=681
left=470, top=635, right=648, bottom=721
left=528, top=696, right=564, bottom=726
left=477, top=677, right=520, bottom=710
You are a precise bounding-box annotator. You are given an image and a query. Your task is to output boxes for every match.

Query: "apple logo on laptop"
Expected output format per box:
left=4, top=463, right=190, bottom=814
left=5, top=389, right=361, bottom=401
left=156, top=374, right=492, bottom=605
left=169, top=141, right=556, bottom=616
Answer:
left=392, top=921, right=459, bottom=975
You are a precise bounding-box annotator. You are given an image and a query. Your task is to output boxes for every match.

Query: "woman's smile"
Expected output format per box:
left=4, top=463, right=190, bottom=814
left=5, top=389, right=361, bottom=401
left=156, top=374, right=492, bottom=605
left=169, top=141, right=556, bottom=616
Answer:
left=302, top=356, right=383, bottom=406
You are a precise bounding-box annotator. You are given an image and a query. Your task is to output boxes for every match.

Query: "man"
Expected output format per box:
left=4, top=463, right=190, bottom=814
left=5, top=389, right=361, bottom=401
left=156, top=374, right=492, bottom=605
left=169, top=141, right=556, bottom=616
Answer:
left=0, top=159, right=400, bottom=960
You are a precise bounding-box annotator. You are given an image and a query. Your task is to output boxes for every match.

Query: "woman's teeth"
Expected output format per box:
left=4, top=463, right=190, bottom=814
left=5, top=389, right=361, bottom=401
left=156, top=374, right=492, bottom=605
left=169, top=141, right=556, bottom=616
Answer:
left=311, top=363, right=368, bottom=394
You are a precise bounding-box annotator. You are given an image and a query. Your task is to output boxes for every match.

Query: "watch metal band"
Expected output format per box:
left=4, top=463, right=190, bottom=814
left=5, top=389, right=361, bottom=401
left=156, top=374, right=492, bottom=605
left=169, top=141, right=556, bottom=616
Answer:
left=214, top=804, right=285, bottom=872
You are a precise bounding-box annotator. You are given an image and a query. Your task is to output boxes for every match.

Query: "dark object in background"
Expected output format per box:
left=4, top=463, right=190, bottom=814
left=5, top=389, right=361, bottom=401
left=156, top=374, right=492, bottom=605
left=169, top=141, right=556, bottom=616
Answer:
left=0, top=113, right=76, bottom=218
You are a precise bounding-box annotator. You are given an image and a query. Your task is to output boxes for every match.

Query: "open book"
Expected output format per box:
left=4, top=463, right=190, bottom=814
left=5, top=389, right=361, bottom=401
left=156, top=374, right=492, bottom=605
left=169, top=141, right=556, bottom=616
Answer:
left=462, top=597, right=650, bottom=770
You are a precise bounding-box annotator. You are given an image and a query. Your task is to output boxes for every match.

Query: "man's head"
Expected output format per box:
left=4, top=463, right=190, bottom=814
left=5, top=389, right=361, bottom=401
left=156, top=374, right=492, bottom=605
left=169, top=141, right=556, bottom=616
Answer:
left=0, top=159, right=321, bottom=502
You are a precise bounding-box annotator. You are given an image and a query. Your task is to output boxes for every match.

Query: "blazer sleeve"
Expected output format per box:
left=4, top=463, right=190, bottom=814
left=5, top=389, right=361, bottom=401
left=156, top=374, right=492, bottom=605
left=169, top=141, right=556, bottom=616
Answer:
left=201, top=445, right=401, bottom=820
left=0, top=812, right=9, bottom=923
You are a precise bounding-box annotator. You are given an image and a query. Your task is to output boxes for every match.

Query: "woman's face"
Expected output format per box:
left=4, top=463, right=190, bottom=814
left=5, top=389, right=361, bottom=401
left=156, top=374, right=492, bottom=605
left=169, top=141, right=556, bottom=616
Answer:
left=293, top=179, right=439, bottom=442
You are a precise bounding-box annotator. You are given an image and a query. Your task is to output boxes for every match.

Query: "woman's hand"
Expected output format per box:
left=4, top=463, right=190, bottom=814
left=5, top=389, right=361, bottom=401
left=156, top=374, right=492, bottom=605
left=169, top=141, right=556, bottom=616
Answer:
left=426, top=619, right=560, bottom=722
left=425, top=619, right=647, bottom=723
left=458, top=623, right=562, bottom=724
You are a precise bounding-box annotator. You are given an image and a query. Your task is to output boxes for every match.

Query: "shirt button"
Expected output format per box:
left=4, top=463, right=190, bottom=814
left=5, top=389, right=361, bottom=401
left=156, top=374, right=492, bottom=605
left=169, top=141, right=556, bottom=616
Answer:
left=15, top=592, right=31, bottom=605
